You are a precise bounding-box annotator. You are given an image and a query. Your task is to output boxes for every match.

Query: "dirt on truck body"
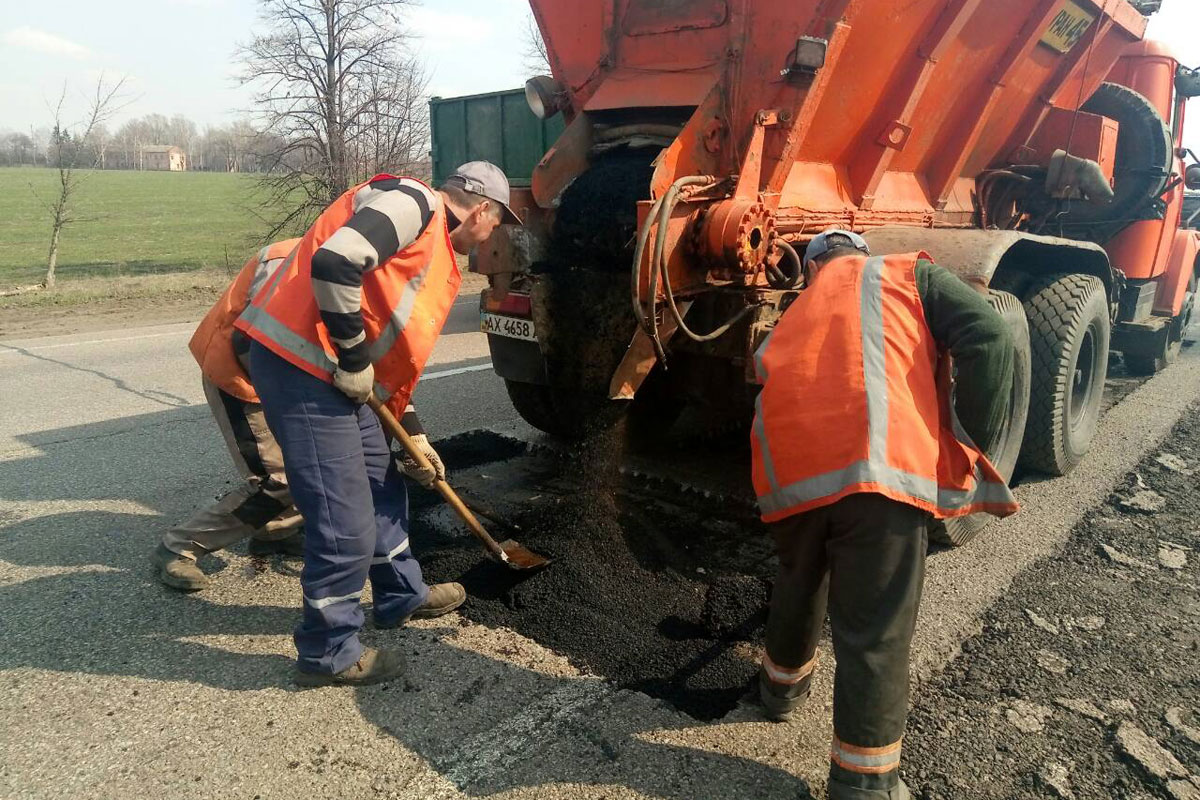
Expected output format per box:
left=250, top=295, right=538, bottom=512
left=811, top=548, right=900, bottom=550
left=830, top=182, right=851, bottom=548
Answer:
left=460, top=0, right=1200, bottom=548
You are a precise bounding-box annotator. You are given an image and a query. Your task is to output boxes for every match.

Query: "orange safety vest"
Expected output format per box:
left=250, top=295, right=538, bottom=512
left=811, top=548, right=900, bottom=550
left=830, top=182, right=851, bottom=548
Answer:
left=234, top=175, right=461, bottom=418
left=189, top=238, right=301, bottom=403
left=751, top=252, right=1019, bottom=523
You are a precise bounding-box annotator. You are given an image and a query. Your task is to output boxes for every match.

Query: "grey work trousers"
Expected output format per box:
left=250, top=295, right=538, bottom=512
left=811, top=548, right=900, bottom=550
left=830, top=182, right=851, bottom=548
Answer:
left=761, top=493, right=929, bottom=799
left=162, top=378, right=302, bottom=560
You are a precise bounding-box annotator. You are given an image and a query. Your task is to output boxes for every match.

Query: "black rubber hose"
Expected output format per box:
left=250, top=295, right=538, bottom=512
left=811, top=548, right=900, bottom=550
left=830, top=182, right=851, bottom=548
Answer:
left=631, top=194, right=666, bottom=339
left=767, top=240, right=803, bottom=289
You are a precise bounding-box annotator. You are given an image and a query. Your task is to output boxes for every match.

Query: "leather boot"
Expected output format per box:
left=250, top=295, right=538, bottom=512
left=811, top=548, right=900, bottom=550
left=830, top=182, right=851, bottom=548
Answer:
left=827, top=777, right=912, bottom=800
left=375, top=582, right=466, bottom=628
left=293, top=647, right=405, bottom=687
left=152, top=543, right=210, bottom=591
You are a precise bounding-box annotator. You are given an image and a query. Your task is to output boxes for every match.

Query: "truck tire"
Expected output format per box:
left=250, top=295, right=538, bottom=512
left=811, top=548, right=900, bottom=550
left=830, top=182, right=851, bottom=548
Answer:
left=1020, top=273, right=1110, bottom=476
left=931, top=290, right=1031, bottom=548
left=504, top=377, right=680, bottom=442
left=1124, top=273, right=1195, bottom=375
left=505, top=380, right=575, bottom=438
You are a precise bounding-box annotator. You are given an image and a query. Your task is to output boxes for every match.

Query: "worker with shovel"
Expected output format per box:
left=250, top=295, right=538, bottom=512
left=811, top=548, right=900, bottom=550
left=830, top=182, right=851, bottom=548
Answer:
left=235, top=163, right=520, bottom=687
left=152, top=239, right=452, bottom=590
left=751, top=231, right=1018, bottom=799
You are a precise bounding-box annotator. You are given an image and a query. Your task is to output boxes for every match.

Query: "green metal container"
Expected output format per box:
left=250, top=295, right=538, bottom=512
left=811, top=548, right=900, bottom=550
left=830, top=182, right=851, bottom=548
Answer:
left=430, top=88, right=566, bottom=188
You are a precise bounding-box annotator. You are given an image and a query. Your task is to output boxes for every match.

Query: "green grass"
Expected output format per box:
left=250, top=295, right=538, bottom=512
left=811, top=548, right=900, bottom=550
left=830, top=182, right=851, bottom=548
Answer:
left=0, top=167, right=288, bottom=285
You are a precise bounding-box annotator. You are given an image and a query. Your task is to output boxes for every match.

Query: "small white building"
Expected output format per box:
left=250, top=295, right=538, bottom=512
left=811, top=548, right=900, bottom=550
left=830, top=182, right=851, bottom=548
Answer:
left=142, top=145, right=187, bottom=171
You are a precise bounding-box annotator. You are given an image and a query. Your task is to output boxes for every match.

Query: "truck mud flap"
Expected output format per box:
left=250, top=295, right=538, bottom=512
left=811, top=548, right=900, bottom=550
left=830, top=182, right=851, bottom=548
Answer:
left=486, top=334, right=549, bottom=385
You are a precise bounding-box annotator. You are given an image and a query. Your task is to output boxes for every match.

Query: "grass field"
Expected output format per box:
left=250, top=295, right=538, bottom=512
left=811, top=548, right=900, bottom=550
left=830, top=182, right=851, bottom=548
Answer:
left=0, top=167, right=286, bottom=286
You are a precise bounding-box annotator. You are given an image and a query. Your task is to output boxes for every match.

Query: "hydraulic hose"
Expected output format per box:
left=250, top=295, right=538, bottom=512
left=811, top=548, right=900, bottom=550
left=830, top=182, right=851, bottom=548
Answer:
left=631, top=193, right=666, bottom=338
left=768, top=239, right=803, bottom=289
left=632, top=174, right=774, bottom=360
left=631, top=176, right=714, bottom=360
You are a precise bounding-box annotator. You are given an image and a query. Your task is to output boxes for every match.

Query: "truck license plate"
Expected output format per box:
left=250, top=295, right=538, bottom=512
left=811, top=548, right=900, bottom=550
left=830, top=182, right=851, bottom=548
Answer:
left=481, top=312, right=537, bottom=342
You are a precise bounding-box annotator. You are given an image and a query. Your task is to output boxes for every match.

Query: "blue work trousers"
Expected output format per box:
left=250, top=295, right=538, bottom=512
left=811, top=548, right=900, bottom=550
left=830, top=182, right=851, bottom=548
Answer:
left=249, top=341, right=430, bottom=674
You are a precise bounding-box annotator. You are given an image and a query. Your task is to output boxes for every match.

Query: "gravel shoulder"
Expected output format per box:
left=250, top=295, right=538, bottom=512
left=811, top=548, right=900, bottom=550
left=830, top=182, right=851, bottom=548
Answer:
left=904, top=404, right=1200, bottom=800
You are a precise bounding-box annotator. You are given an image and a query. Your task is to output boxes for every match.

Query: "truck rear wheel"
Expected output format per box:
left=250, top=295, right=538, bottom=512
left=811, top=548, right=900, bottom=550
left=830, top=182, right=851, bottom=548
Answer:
left=504, top=380, right=575, bottom=439
left=1020, top=273, right=1110, bottom=476
left=932, top=290, right=1031, bottom=548
left=1124, top=273, right=1195, bottom=375
left=504, top=372, right=681, bottom=442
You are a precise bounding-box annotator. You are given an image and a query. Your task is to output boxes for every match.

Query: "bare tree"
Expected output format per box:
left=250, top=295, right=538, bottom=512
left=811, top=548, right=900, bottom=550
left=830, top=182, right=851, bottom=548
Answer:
left=239, top=0, right=428, bottom=234
left=523, top=12, right=551, bottom=75
left=35, top=76, right=128, bottom=289
left=347, top=55, right=431, bottom=179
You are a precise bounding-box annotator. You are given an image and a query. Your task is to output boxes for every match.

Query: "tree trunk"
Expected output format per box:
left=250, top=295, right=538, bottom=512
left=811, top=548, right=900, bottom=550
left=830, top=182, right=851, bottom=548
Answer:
left=45, top=219, right=62, bottom=289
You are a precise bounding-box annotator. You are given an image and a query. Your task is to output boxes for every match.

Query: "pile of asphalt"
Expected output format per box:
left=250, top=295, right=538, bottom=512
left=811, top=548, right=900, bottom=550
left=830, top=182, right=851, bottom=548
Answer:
left=413, top=431, right=774, bottom=720
left=902, top=405, right=1200, bottom=799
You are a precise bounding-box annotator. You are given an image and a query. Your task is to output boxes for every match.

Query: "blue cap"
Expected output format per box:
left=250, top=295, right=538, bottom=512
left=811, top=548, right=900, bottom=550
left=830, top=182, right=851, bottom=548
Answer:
left=803, top=229, right=870, bottom=263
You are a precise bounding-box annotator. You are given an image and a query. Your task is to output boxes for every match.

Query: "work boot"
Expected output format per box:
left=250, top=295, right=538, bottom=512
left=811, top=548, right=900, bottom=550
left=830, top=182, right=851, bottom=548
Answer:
left=248, top=529, right=305, bottom=559
left=759, top=670, right=810, bottom=722
left=827, top=777, right=911, bottom=800
left=293, top=647, right=405, bottom=688
left=375, top=582, right=467, bottom=629
left=152, top=543, right=210, bottom=592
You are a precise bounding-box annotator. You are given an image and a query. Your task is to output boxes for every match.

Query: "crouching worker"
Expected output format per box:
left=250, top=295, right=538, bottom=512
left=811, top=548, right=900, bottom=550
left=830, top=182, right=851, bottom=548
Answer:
left=235, top=162, right=519, bottom=687
left=751, top=230, right=1019, bottom=799
left=154, top=239, right=307, bottom=591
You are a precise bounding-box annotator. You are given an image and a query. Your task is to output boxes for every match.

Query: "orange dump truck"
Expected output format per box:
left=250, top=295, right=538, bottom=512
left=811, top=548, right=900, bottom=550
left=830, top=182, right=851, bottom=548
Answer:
left=475, top=0, right=1200, bottom=502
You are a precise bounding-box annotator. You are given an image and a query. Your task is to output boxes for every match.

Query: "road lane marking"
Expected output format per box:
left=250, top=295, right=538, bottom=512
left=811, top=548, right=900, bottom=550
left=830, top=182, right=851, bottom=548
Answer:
left=422, top=363, right=493, bottom=380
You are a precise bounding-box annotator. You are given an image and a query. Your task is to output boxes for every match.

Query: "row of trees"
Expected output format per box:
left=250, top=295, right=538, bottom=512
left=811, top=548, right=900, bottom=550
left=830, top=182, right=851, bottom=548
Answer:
left=0, top=117, right=278, bottom=173
left=16, top=0, right=492, bottom=289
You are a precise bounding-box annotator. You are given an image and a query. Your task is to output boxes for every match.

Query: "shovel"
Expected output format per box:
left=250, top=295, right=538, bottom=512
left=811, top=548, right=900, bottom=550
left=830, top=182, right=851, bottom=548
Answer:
left=367, top=395, right=551, bottom=571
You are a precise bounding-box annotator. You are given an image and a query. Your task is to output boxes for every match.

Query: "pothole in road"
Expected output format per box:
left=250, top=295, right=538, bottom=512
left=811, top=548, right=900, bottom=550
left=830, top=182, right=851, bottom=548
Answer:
left=410, top=430, right=774, bottom=721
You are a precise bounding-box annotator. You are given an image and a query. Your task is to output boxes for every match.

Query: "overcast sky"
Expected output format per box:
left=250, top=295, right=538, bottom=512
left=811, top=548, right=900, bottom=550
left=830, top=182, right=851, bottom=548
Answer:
left=1, top=0, right=1197, bottom=150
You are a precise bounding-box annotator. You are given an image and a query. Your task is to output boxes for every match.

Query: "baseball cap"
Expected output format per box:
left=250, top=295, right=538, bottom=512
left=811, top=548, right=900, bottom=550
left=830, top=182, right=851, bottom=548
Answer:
left=803, top=229, right=870, bottom=263
left=445, top=161, right=522, bottom=225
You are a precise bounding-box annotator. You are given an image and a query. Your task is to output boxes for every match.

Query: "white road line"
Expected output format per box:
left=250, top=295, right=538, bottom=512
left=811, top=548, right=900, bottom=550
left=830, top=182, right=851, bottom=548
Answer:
left=422, top=363, right=493, bottom=380
left=0, top=329, right=191, bottom=355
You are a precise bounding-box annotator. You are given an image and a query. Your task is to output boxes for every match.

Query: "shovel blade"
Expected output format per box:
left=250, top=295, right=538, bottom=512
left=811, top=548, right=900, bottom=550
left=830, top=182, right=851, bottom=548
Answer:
left=498, top=539, right=552, bottom=571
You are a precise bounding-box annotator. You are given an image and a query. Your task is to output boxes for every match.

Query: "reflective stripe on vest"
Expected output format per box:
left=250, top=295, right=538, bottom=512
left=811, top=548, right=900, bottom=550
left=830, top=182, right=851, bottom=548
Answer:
left=753, top=331, right=781, bottom=495
left=236, top=245, right=338, bottom=375
left=753, top=255, right=1017, bottom=522
left=238, top=253, right=434, bottom=406
left=188, top=238, right=300, bottom=403
left=233, top=176, right=460, bottom=416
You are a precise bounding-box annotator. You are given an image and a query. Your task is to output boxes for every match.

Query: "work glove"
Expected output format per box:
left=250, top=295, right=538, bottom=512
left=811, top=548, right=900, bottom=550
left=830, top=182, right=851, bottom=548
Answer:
left=332, top=363, right=374, bottom=404
left=396, top=434, right=445, bottom=488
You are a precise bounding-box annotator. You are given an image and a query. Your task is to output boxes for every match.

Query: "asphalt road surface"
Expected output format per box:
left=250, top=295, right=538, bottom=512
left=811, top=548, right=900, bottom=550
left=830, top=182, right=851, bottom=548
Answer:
left=2, top=303, right=1200, bottom=799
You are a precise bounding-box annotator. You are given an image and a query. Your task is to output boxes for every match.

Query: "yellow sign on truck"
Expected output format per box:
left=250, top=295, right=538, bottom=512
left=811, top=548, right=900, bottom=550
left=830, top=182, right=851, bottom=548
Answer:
left=1041, top=0, right=1098, bottom=53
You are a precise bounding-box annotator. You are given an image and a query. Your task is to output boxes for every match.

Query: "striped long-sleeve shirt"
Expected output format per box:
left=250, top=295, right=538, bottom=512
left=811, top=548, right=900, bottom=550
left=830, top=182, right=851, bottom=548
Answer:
left=311, top=177, right=438, bottom=373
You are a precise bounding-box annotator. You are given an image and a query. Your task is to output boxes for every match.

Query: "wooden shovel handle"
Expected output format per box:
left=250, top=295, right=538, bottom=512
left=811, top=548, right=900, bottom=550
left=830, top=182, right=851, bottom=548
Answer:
left=366, top=395, right=510, bottom=563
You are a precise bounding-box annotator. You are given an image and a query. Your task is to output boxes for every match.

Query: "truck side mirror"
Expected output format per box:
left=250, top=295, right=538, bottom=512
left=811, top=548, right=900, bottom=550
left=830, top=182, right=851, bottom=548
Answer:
left=1186, top=164, right=1200, bottom=191
left=1176, top=66, right=1200, bottom=99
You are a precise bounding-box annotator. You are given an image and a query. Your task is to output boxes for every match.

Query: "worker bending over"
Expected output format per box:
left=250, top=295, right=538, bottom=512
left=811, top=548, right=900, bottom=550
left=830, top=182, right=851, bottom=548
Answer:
left=235, top=162, right=518, bottom=687
left=154, top=239, right=306, bottom=591
left=752, top=230, right=1018, bottom=800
